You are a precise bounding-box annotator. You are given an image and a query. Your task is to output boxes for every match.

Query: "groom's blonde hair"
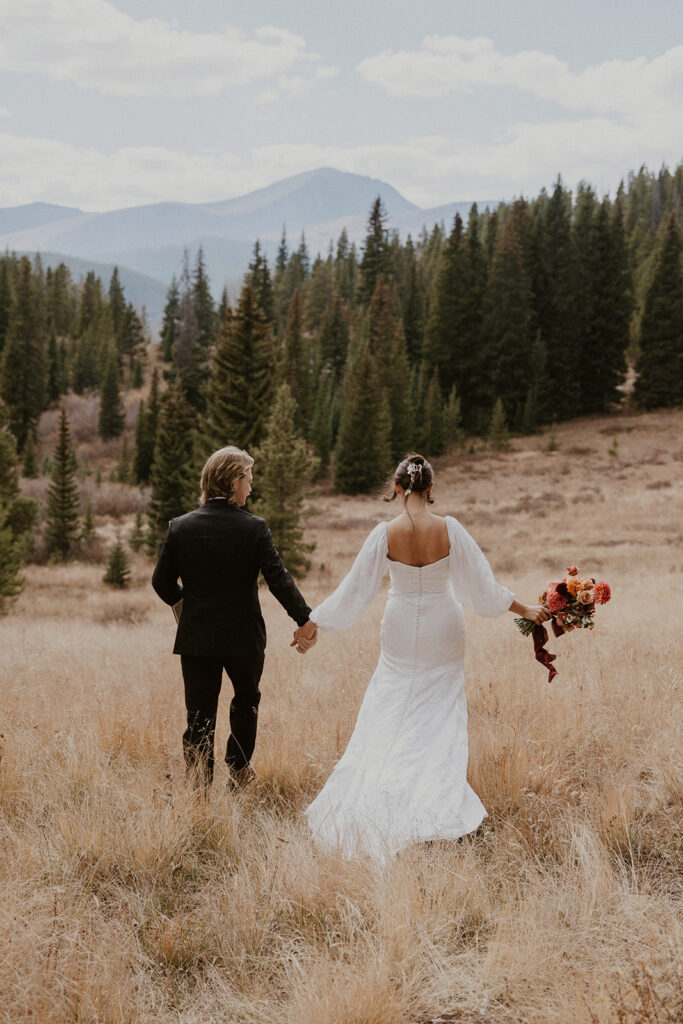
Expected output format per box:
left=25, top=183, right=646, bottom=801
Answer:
left=200, top=446, right=253, bottom=504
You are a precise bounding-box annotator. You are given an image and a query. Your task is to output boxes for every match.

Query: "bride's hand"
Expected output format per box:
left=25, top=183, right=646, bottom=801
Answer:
left=525, top=603, right=552, bottom=625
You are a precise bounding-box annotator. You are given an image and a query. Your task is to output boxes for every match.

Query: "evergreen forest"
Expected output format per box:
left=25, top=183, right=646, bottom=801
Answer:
left=0, top=162, right=681, bottom=602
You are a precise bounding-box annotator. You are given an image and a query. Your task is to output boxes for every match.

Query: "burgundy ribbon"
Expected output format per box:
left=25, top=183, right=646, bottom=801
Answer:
left=532, top=618, right=565, bottom=683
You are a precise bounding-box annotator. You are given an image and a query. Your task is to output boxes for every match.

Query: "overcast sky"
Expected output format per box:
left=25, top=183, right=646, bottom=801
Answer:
left=0, top=0, right=681, bottom=211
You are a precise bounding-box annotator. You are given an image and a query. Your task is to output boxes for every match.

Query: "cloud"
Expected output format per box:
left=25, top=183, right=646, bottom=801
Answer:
left=0, top=0, right=337, bottom=99
left=358, top=35, right=683, bottom=118
left=0, top=112, right=679, bottom=215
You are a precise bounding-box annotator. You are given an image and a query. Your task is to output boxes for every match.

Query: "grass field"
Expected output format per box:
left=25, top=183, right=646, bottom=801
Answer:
left=1, top=408, right=681, bottom=1023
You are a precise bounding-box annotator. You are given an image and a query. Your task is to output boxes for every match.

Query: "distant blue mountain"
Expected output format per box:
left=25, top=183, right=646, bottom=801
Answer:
left=0, top=201, right=83, bottom=236
left=1, top=169, right=499, bottom=327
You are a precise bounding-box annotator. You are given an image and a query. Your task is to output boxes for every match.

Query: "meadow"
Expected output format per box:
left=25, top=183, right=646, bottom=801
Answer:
left=0, top=407, right=681, bottom=1024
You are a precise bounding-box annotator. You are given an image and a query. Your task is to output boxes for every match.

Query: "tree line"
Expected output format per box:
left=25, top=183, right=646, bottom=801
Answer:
left=0, top=161, right=681, bottom=608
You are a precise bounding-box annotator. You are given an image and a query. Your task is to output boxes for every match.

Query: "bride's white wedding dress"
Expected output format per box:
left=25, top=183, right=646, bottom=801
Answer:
left=305, top=515, right=514, bottom=861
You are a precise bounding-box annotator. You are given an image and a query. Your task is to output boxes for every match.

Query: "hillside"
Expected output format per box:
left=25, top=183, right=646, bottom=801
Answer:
left=3, top=406, right=681, bottom=1023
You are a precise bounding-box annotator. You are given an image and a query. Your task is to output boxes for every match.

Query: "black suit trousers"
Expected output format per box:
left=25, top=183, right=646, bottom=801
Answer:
left=180, top=651, right=265, bottom=786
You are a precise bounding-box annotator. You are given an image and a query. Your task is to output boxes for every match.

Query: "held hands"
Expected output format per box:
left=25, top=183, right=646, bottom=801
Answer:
left=290, top=620, right=318, bottom=654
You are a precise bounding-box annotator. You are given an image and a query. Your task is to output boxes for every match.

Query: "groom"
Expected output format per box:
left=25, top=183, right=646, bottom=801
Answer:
left=152, top=445, right=318, bottom=790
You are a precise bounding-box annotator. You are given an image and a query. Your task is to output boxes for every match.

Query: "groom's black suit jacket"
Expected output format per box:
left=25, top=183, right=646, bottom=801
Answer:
left=152, top=499, right=311, bottom=659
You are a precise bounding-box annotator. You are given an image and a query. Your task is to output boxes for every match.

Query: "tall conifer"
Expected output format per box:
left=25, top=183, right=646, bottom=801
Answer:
left=368, top=276, right=414, bottom=459
left=202, top=283, right=274, bottom=456
left=160, top=277, right=180, bottom=361
left=0, top=256, right=47, bottom=451
left=98, top=341, right=125, bottom=439
left=334, top=345, right=392, bottom=494
left=634, top=212, right=683, bottom=408
left=146, top=381, right=197, bottom=552
left=252, top=383, right=318, bottom=576
left=359, top=197, right=391, bottom=303
left=44, top=407, right=80, bottom=560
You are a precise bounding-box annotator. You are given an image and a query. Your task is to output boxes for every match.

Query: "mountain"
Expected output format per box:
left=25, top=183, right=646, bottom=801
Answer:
left=0, top=201, right=84, bottom=236
left=1, top=169, right=498, bottom=329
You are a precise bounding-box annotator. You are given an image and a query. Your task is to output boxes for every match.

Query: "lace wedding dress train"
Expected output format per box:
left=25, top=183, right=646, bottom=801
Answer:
left=306, top=516, right=514, bottom=861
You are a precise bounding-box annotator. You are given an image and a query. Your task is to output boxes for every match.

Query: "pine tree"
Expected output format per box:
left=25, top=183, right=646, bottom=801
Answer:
left=422, top=211, right=486, bottom=430
left=536, top=178, right=580, bottom=419
left=247, top=240, right=275, bottom=323
left=133, top=367, right=160, bottom=485
left=359, top=197, right=391, bottom=303
left=0, top=256, right=47, bottom=451
left=78, top=271, right=103, bottom=335
left=310, top=367, right=338, bottom=471
left=118, top=302, right=145, bottom=366
left=133, top=398, right=155, bottom=485
left=0, top=401, right=38, bottom=612
left=173, top=253, right=203, bottom=411
left=72, top=324, right=101, bottom=393
left=160, top=277, right=180, bottom=361
left=334, top=345, right=393, bottom=494
left=108, top=267, right=126, bottom=340
left=46, top=329, right=63, bottom=404
left=0, top=258, right=12, bottom=356
left=634, top=211, right=683, bottom=408
left=443, top=385, right=464, bottom=449
left=217, top=286, right=230, bottom=326
left=44, top=407, right=81, bottom=560
left=103, top=538, right=131, bottom=588
left=47, top=262, right=74, bottom=337
left=146, top=381, right=197, bottom=553
left=421, top=369, right=445, bottom=455
left=98, top=341, right=125, bottom=440
left=281, top=289, right=312, bottom=430
left=577, top=199, right=632, bottom=412
left=488, top=397, right=510, bottom=452
left=252, top=383, right=318, bottom=576
left=368, top=276, right=414, bottom=459
left=318, top=292, right=350, bottom=378
left=480, top=216, right=534, bottom=431
left=202, top=283, right=274, bottom=456
left=192, top=246, right=216, bottom=351
left=400, top=236, right=424, bottom=364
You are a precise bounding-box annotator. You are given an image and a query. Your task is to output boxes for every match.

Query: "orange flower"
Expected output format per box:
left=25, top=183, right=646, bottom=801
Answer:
left=566, top=566, right=579, bottom=576
left=566, top=578, right=583, bottom=596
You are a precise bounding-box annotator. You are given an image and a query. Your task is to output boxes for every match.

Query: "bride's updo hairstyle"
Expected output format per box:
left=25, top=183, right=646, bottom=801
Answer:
left=383, top=453, right=434, bottom=504
left=200, top=445, right=253, bottom=504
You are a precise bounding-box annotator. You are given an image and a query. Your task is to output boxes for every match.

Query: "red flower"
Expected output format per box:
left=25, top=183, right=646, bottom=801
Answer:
left=566, top=565, right=579, bottom=576
left=594, top=581, right=611, bottom=605
left=546, top=587, right=568, bottom=612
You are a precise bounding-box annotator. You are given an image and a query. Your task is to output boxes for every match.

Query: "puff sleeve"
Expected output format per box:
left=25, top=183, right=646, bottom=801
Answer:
left=447, top=515, right=514, bottom=617
left=310, top=522, right=388, bottom=631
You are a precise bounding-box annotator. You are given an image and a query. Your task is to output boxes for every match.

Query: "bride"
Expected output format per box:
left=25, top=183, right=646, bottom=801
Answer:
left=293, top=453, right=551, bottom=861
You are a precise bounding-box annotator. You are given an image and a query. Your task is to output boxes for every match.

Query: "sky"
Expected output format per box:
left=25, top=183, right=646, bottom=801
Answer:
left=0, top=0, right=681, bottom=212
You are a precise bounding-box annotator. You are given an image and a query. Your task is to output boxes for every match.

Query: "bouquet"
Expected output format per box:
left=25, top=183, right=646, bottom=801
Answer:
left=515, top=566, right=611, bottom=681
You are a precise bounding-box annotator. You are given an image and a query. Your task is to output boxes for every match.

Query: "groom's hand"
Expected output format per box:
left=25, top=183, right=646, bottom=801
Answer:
left=290, top=620, right=317, bottom=654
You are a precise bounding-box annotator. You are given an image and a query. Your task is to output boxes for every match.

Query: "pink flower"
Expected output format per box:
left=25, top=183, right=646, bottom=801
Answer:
left=546, top=587, right=568, bottom=612
left=578, top=590, right=594, bottom=605
left=594, top=581, right=611, bottom=605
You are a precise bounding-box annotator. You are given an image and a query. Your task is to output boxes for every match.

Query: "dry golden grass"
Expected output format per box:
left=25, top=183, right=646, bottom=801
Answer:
left=1, top=408, right=681, bottom=1023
